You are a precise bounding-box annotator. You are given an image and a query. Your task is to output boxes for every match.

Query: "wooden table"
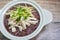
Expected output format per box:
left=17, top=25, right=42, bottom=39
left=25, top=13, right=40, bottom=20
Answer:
left=0, top=0, right=60, bottom=40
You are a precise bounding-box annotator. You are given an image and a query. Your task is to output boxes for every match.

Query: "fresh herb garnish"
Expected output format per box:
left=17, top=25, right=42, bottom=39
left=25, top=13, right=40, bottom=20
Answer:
left=10, top=6, right=32, bottom=23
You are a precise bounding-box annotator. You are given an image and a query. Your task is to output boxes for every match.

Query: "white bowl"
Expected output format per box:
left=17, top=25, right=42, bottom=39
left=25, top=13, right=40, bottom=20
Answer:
left=0, top=0, right=53, bottom=40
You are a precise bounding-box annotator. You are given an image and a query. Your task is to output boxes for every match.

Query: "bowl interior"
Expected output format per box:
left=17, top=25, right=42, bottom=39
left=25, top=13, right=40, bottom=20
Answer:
left=4, top=3, right=40, bottom=37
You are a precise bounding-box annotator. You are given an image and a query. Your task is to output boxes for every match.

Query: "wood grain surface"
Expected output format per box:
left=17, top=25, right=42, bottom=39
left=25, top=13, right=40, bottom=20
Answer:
left=0, top=0, right=60, bottom=40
